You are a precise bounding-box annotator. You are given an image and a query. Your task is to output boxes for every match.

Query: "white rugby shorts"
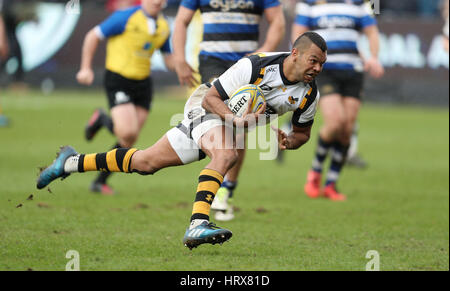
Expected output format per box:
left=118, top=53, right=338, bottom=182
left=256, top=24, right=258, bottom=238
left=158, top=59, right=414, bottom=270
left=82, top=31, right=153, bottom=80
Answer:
left=166, top=84, right=231, bottom=164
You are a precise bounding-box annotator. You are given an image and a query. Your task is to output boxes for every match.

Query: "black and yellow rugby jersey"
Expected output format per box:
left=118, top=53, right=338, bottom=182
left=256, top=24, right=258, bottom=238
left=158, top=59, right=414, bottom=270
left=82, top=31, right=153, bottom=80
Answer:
left=213, top=52, right=320, bottom=127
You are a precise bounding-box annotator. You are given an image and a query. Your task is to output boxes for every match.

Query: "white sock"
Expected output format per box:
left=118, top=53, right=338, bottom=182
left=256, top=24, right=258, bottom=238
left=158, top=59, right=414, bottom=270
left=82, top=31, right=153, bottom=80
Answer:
left=64, top=155, right=80, bottom=173
left=189, top=219, right=208, bottom=230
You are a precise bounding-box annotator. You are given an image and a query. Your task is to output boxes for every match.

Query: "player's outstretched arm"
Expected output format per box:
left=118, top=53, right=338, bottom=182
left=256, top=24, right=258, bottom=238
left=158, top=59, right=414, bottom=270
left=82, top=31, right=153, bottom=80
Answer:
left=173, top=6, right=197, bottom=87
left=76, top=28, right=101, bottom=86
left=272, top=124, right=311, bottom=150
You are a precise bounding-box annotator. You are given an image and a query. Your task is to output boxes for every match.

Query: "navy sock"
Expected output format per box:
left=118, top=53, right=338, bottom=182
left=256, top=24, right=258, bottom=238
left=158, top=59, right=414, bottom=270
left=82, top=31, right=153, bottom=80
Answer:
left=311, top=135, right=333, bottom=173
left=325, top=142, right=350, bottom=186
left=221, top=180, right=237, bottom=198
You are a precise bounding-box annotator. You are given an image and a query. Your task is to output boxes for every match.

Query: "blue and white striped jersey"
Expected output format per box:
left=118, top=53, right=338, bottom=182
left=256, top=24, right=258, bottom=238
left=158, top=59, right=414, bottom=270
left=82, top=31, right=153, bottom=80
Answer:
left=294, top=0, right=376, bottom=71
left=180, top=0, right=281, bottom=61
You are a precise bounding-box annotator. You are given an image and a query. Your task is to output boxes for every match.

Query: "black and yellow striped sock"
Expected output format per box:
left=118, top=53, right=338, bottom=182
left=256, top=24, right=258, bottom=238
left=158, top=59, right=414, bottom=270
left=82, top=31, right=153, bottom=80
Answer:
left=94, top=142, right=122, bottom=184
left=190, top=169, right=224, bottom=222
left=77, top=148, right=137, bottom=173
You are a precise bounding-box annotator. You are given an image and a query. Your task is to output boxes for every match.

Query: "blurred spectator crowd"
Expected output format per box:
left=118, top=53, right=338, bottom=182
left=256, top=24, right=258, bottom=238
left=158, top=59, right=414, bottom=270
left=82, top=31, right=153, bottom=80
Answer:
left=2, top=0, right=448, bottom=18
left=278, top=0, right=447, bottom=18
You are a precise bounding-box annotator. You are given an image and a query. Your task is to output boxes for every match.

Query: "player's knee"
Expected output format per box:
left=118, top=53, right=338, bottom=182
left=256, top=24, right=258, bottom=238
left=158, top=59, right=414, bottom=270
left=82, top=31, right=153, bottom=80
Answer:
left=130, top=151, right=160, bottom=175
left=138, top=159, right=161, bottom=175
left=118, top=131, right=139, bottom=147
left=215, top=150, right=239, bottom=171
left=341, top=120, right=356, bottom=141
left=326, top=118, right=345, bottom=135
left=341, top=128, right=353, bottom=144
left=132, top=169, right=155, bottom=176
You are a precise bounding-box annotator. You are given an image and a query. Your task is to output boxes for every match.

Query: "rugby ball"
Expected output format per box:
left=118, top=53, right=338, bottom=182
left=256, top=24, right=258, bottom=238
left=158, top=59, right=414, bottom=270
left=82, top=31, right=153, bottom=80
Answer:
left=226, top=84, right=265, bottom=117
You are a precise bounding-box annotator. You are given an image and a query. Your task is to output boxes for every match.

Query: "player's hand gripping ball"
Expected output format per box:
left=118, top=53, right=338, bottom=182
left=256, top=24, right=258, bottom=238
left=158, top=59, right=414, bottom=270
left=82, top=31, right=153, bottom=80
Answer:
left=226, top=84, right=265, bottom=117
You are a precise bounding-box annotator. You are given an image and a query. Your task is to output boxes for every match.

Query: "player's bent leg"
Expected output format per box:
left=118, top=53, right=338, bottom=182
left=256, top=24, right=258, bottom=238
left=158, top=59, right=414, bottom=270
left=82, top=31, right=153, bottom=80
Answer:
left=91, top=104, right=139, bottom=192
left=198, top=126, right=238, bottom=175
left=36, top=140, right=182, bottom=190
left=304, top=94, right=345, bottom=198
left=212, top=132, right=245, bottom=211
left=346, top=122, right=368, bottom=169
left=184, top=164, right=234, bottom=250
left=85, top=108, right=113, bottom=141
left=212, top=146, right=245, bottom=221
left=322, top=97, right=360, bottom=201
left=110, top=103, right=141, bottom=147
left=135, top=105, right=149, bottom=132
left=318, top=94, right=346, bottom=141
left=183, top=126, right=236, bottom=249
left=129, top=134, right=185, bottom=175
left=91, top=105, right=148, bottom=194
left=133, top=127, right=234, bottom=249
left=341, top=97, right=361, bottom=145
left=36, top=123, right=206, bottom=190
left=191, top=148, right=238, bottom=220
left=37, top=146, right=139, bottom=190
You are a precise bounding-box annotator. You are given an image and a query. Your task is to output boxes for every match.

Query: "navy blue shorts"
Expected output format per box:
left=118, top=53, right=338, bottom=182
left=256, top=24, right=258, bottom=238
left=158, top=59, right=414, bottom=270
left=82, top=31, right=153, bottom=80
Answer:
left=198, top=55, right=237, bottom=84
left=316, top=69, right=364, bottom=100
left=104, top=70, right=153, bottom=111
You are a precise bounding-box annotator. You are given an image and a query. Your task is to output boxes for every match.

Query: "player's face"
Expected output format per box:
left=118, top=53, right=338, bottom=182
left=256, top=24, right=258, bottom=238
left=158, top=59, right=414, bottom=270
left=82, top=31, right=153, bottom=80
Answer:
left=142, top=0, right=167, bottom=17
left=297, top=44, right=327, bottom=83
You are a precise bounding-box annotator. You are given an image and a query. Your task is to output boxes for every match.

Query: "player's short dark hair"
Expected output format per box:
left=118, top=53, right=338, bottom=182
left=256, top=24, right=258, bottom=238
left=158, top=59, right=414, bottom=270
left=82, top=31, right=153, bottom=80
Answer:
left=293, top=32, right=327, bottom=53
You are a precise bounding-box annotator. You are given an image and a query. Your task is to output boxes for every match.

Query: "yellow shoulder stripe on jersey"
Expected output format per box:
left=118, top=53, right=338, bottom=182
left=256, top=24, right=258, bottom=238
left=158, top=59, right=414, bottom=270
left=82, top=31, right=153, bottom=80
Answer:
left=299, top=97, right=308, bottom=109
left=298, top=86, right=313, bottom=109
left=251, top=52, right=266, bottom=57
left=254, top=67, right=266, bottom=85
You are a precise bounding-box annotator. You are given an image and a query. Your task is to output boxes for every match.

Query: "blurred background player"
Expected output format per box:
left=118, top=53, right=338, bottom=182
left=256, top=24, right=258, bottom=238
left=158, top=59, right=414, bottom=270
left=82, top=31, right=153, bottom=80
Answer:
left=0, top=13, right=7, bottom=64
left=172, top=0, right=286, bottom=221
left=76, top=0, right=174, bottom=195
left=346, top=122, right=366, bottom=168
left=106, top=0, right=142, bottom=12
left=442, top=0, right=449, bottom=52
left=0, top=0, right=36, bottom=92
left=0, top=12, right=8, bottom=127
left=292, top=0, right=384, bottom=201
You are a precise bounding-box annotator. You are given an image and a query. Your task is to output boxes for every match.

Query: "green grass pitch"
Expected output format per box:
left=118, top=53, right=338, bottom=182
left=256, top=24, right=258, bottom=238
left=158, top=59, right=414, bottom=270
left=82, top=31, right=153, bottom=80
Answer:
left=0, top=89, right=448, bottom=271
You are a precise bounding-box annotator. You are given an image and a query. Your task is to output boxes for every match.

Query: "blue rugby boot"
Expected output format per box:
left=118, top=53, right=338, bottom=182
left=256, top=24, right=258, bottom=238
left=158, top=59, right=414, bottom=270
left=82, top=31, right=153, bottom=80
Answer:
left=183, top=221, right=232, bottom=250
left=0, top=115, right=9, bottom=127
left=37, top=146, right=78, bottom=189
